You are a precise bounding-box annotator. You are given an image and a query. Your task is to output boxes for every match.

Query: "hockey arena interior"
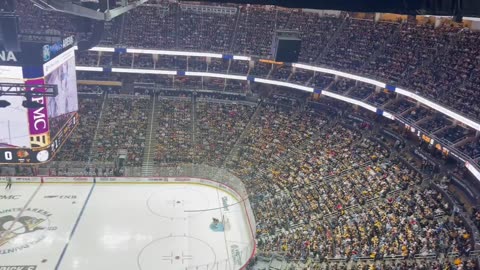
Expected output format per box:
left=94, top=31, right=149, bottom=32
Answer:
left=2, top=0, right=480, bottom=269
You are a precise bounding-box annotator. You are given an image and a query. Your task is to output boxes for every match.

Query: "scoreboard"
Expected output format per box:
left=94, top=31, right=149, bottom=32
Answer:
left=0, top=37, right=78, bottom=164
left=0, top=112, right=78, bottom=164
left=0, top=148, right=45, bottom=163
left=0, top=147, right=50, bottom=164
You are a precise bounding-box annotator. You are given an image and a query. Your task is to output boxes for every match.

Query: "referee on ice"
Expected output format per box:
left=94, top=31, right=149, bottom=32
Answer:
left=5, top=177, right=12, bottom=190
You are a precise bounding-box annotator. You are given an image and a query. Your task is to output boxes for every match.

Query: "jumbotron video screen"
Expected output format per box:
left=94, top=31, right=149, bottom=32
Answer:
left=0, top=65, right=29, bottom=149
left=46, top=55, right=78, bottom=118
left=0, top=38, right=79, bottom=164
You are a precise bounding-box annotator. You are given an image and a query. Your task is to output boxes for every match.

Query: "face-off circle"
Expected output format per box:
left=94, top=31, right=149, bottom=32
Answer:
left=146, top=187, right=211, bottom=219
left=137, top=235, right=217, bottom=270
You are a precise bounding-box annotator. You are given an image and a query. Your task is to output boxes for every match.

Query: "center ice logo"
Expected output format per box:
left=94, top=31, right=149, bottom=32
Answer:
left=0, top=208, right=57, bottom=254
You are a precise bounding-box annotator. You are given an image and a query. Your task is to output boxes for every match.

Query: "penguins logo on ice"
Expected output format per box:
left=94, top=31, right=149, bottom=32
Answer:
left=0, top=208, right=57, bottom=254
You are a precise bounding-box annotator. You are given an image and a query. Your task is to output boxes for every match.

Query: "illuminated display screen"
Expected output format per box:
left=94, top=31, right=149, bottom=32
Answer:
left=45, top=52, right=79, bottom=140
left=0, top=46, right=78, bottom=164
left=0, top=66, right=30, bottom=148
left=45, top=55, right=78, bottom=118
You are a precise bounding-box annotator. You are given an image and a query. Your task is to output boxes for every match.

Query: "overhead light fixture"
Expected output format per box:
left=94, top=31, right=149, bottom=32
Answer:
left=0, top=100, right=11, bottom=108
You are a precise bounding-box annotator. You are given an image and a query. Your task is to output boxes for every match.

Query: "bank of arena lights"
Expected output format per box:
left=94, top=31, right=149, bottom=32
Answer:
left=74, top=50, right=480, bottom=132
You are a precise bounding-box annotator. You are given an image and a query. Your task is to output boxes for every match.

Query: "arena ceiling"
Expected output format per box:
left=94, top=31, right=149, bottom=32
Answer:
left=184, top=0, right=480, bottom=17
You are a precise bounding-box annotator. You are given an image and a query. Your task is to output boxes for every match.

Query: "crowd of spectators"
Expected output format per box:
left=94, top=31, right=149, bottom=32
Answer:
left=283, top=257, right=478, bottom=270
left=418, top=115, right=452, bottom=133
left=317, top=19, right=394, bottom=73
left=154, top=96, right=194, bottom=164
left=290, top=69, right=313, bottom=85
left=122, top=4, right=177, bottom=49
left=53, top=95, right=103, bottom=161
left=329, top=79, right=355, bottom=94
left=257, top=186, right=471, bottom=259
left=78, top=51, right=480, bottom=161
left=66, top=21, right=480, bottom=168
left=403, top=106, right=432, bottom=123
left=347, top=83, right=375, bottom=101
left=16, top=1, right=480, bottom=123
left=91, top=96, right=151, bottom=166
left=250, top=61, right=272, bottom=77
left=366, top=91, right=395, bottom=107
left=194, top=98, right=256, bottom=166
left=225, top=80, right=249, bottom=93
left=219, top=104, right=472, bottom=263
left=385, top=99, right=415, bottom=115
left=270, top=65, right=293, bottom=81
left=152, top=92, right=257, bottom=166
left=437, top=126, right=473, bottom=144
left=203, top=77, right=225, bottom=91
left=459, top=138, right=480, bottom=161
left=364, top=22, right=454, bottom=85
left=11, top=2, right=480, bottom=267
left=1, top=86, right=478, bottom=267
left=77, top=84, right=121, bottom=94
left=15, top=0, right=75, bottom=36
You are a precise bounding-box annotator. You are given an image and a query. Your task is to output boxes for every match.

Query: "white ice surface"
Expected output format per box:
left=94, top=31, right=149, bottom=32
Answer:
left=0, top=183, right=253, bottom=270
left=0, top=183, right=91, bottom=269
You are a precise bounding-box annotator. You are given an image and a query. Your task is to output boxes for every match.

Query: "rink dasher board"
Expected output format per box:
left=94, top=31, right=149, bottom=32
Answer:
left=0, top=176, right=42, bottom=183
left=0, top=176, right=244, bottom=201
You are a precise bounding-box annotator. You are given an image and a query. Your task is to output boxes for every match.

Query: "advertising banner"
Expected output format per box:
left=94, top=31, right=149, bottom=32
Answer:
left=146, top=177, right=168, bottom=182
left=23, top=67, right=51, bottom=149
left=0, top=176, right=42, bottom=183
left=42, top=36, right=75, bottom=63
left=0, top=49, right=20, bottom=66
left=0, top=37, right=75, bottom=67
left=43, top=177, right=93, bottom=183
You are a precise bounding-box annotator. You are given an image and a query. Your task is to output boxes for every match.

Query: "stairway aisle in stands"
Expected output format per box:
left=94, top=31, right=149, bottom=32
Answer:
left=215, top=101, right=263, bottom=178
left=142, top=95, right=157, bottom=176
left=191, top=93, right=198, bottom=165
left=228, top=9, right=242, bottom=53
left=312, top=15, right=348, bottom=63
left=88, top=94, right=116, bottom=170
left=398, top=26, right=460, bottom=89
left=87, top=93, right=108, bottom=165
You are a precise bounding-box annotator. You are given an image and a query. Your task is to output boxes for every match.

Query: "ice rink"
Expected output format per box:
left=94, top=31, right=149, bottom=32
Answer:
left=0, top=181, right=254, bottom=270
